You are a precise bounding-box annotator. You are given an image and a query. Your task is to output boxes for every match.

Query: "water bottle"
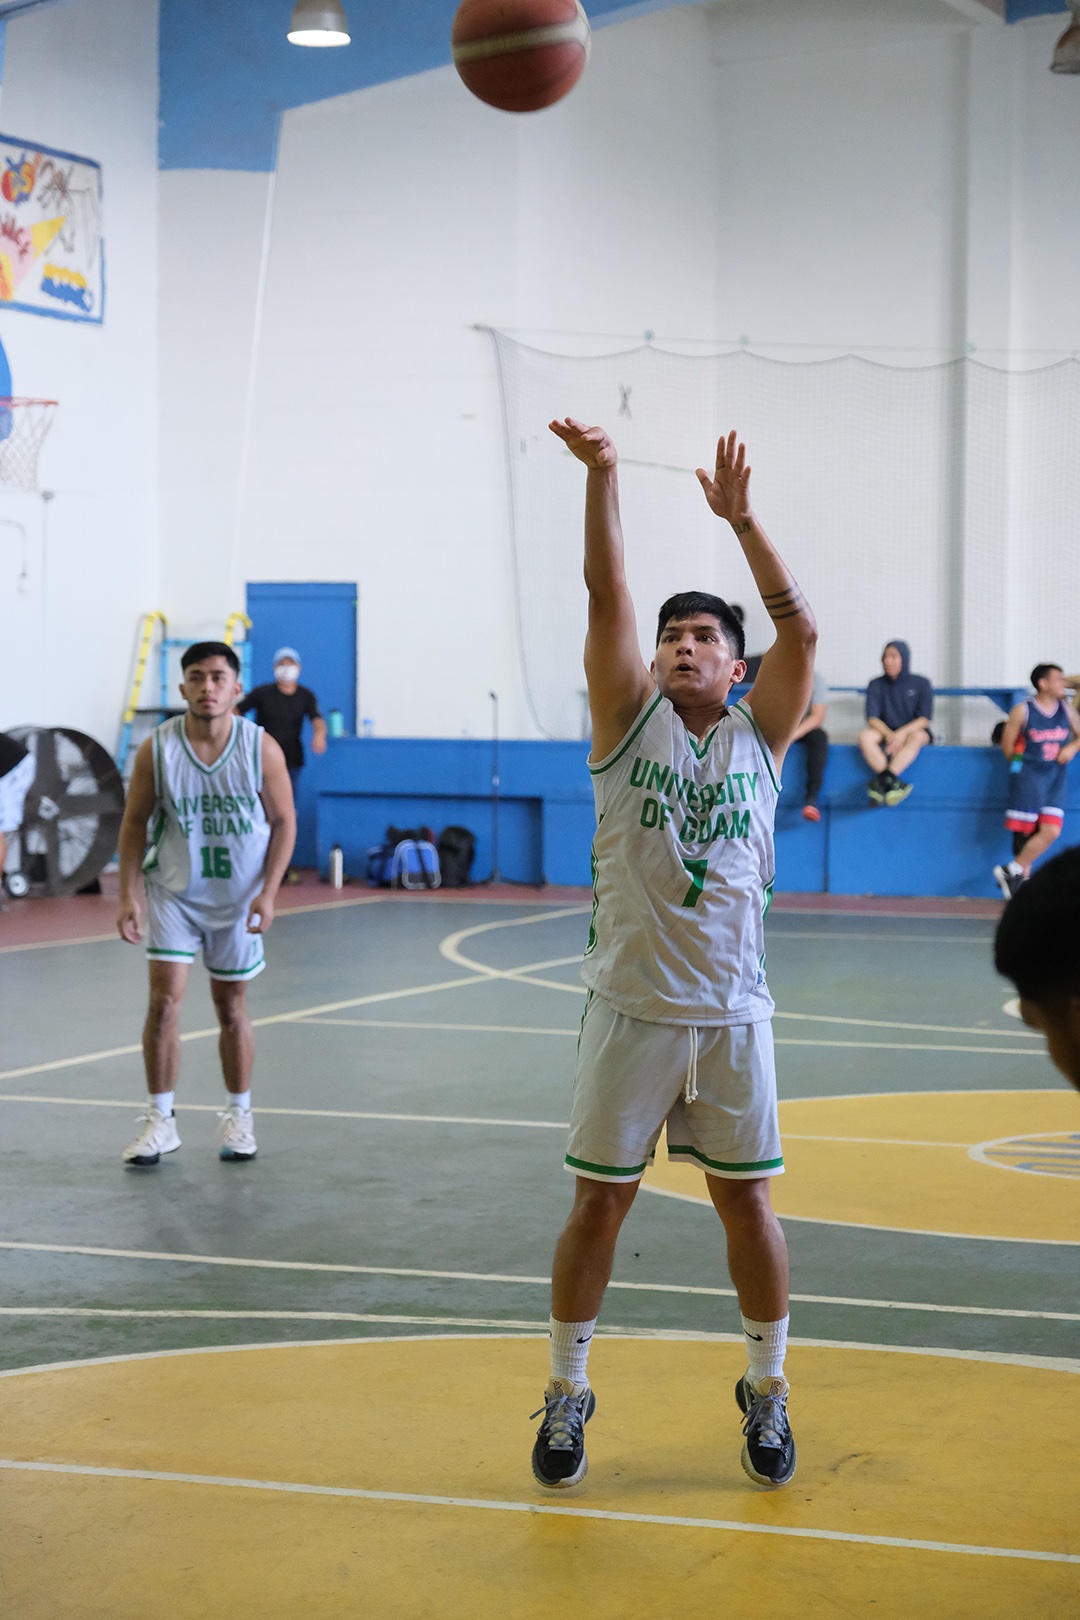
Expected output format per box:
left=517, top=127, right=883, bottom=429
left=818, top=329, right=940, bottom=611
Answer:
left=327, top=708, right=344, bottom=739
left=329, top=845, right=344, bottom=889
left=361, top=717, right=375, bottom=738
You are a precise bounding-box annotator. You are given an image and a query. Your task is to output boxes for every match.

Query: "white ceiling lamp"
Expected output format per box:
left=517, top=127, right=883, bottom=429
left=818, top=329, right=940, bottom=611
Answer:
left=1051, top=5, right=1080, bottom=74
left=287, top=0, right=350, bottom=47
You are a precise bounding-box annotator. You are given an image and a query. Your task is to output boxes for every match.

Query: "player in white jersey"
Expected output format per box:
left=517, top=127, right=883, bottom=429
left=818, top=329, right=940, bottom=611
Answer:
left=531, top=422, right=816, bottom=1493
left=116, top=642, right=295, bottom=1168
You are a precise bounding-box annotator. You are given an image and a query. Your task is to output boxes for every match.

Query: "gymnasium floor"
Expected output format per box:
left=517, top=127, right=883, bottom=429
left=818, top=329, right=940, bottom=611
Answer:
left=1, top=882, right=1078, bottom=1616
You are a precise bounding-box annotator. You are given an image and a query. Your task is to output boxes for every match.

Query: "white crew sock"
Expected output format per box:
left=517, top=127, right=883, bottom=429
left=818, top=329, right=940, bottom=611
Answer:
left=1007, top=860, right=1024, bottom=877
left=742, top=1314, right=789, bottom=1385
left=150, top=1091, right=174, bottom=1118
left=549, top=1315, right=596, bottom=1389
left=228, top=1091, right=252, bottom=1112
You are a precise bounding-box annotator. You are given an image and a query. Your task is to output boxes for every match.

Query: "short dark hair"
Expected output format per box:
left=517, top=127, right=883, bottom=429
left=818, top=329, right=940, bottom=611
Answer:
left=181, top=640, right=240, bottom=674
left=1031, top=663, right=1062, bottom=691
left=994, top=846, right=1080, bottom=1003
left=655, top=591, right=745, bottom=660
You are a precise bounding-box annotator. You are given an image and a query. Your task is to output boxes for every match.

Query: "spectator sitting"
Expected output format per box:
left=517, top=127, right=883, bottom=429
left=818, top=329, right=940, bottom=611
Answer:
left=858, top=640, right=933, bottom=806
left=790, top=668, right=829, bottom=822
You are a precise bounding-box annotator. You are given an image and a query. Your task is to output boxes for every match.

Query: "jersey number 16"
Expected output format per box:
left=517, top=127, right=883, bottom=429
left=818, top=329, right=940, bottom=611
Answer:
left=199, top=845, right=233, bottom=881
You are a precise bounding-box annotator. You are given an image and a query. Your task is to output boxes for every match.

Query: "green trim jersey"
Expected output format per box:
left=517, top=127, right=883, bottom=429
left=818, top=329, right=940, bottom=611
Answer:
left=582, top=690, right=779, bottom=1027
left=143, top=715, right=271, bottom=926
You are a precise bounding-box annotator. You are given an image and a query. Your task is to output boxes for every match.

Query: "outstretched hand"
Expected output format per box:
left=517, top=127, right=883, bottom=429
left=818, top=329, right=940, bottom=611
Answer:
left=696, top=430, right=753, bottom=526
left=549, top=417, right=617, bottom=470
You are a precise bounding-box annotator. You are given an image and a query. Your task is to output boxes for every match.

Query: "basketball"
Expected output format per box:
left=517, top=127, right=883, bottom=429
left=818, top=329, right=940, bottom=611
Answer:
left=451, top=0, right=591, bottom=114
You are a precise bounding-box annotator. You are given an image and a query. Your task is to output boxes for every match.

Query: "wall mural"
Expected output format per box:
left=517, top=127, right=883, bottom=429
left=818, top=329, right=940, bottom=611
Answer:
left=0, top=135, right=103, bottom=324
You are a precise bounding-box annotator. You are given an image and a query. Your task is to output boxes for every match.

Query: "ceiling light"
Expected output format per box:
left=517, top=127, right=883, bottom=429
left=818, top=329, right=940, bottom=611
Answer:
left=1051, top=6, right=1080, bottom=74
left=287, top=0, right=350, bottom=47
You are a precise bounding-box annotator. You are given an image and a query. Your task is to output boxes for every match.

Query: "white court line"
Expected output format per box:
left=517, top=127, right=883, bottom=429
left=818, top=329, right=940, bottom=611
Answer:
left=0, top=1458, right=1074, bottom=1564
left=293, top=1017, right=577, bottom=1036
left=637, top=1184, right=1080, bottom=1246
left=768, top=930, right=995, bottom=944
left=0, top=1096, right=571, bottom=1128
left=3, top=1238, right=1078, bottom=1322
left=0, top=1092, right=1036, bottom=1150
left=774, top=1011, right=1042, bottom=1040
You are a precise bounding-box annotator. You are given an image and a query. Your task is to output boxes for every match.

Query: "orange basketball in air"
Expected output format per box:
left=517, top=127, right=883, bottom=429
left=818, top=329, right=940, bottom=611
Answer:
left=451, top=0, right=591, bottom=113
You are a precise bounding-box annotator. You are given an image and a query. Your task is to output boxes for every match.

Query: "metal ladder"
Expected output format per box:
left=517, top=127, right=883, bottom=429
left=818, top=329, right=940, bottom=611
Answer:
left=116, top=611, right=252, bottom=776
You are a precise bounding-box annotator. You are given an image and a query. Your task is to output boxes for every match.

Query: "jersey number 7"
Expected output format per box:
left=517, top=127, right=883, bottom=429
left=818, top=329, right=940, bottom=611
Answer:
left=680, top=858, right=708, bottom=908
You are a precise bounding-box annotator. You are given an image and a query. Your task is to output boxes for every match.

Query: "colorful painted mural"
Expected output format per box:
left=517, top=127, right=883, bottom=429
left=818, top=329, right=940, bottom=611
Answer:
left=0, top=135, right=103, bottom=324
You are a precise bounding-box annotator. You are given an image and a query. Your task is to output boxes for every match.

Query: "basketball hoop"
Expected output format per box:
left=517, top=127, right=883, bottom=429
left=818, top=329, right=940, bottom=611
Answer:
left=0, top=397, right=57, bottom=492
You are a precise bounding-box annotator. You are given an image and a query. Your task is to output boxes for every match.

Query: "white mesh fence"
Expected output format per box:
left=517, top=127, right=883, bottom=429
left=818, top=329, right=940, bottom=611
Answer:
left=490, top=333, right=1080, bottom=741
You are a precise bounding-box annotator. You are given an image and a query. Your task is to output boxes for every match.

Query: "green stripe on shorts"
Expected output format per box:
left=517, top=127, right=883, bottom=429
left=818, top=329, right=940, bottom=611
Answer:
left=669, top=1145, right=784, bottom=1173
left=565, top=1153, right=649, bottom=1178
left=207, top=957, right=265, bottom=979
left=146, top=948, right=196, bottom=960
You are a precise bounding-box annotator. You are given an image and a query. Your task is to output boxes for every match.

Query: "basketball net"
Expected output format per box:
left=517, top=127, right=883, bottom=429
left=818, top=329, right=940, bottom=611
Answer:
left=0, top=397, right=57, bottom=492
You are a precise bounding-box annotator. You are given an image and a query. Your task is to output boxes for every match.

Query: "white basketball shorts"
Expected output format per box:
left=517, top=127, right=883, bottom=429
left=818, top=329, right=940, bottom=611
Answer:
left=0, top=751, right=35, bottom=834
left=144, top=883, right=266, bottom=981
left=565, top=991, right=783, bottom=1183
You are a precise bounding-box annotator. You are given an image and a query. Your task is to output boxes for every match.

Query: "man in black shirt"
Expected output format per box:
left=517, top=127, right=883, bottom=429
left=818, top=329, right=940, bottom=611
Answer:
left=237, top=650, right=326, bottom=879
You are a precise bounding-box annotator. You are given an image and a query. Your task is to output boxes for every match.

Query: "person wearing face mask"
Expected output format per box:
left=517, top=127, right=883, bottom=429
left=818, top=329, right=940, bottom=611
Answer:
left=857, top=640, right=933, bottom=806
left=237, top=649, right=326, bottom=879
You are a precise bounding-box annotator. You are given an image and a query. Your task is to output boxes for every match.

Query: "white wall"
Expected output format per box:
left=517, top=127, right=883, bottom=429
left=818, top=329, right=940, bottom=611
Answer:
left=0, top=0, right=159, bottom=748
left=156, top=0, right=1080, bottom=738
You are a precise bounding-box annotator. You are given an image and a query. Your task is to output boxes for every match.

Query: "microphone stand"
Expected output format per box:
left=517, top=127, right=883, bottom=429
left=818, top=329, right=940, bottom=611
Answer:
left=488, top=688, right=502, bottom=884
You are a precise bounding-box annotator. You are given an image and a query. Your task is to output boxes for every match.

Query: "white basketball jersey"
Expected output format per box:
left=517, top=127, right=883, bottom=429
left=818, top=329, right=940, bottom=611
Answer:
left=582, top=690, right=779, bottom=1026
left=143, top=715, right=270, bottom=923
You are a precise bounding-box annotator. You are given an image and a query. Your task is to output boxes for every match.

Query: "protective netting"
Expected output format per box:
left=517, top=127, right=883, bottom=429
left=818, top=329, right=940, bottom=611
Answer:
left=490, top=333, right=1080, bottom=741
left=0, top=398, right=57, bottom=492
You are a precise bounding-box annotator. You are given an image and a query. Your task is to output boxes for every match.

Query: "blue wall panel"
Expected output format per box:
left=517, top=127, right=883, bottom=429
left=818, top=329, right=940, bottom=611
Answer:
left=305, top=735, right=1080, bottom=895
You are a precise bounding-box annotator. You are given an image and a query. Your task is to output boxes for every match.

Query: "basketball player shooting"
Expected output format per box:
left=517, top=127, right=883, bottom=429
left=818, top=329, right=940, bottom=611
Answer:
left=531, top=421, right=816, bottom=1492
left=116, top=642, right=296, bottom=1169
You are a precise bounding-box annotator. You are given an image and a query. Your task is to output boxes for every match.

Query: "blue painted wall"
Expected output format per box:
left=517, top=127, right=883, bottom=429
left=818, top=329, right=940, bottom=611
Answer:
left=159, top=0, right=713, bottom=171
left=303, top=736, right=1080, bottom=896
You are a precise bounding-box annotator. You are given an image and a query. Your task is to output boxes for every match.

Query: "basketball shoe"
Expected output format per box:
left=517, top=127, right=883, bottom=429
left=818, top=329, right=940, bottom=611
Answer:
left=735, top=1371, right=796, bottom=1487
left=993, top=863, right=1024, bottom=900
left=218, top=1105, right=257, bottom=1161
left=122, top=1110, right=181, bottom=1167
left=531, top=1378, right=596, bottom=1488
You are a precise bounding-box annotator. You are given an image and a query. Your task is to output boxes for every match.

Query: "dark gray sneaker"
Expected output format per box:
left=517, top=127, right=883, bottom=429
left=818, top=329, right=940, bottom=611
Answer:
left=530, top=1379, right=596, bottom=1489
left=993, top=864, right=1024, bottom=900
left=735, top=1371, right=796, bottom=1487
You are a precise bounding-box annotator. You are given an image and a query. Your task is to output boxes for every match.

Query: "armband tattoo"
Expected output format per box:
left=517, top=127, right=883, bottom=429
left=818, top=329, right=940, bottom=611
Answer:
left=762, top=585, right=808, bottom=623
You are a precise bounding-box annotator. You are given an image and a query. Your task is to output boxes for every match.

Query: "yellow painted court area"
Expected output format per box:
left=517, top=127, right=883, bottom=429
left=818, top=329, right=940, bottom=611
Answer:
left=1, top=1336, right=1078, bottom=1618
left=644, top=1089, right=1080, bottom=1242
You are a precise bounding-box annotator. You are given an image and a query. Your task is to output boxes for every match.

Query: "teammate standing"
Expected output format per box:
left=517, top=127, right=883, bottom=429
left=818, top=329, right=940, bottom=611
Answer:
left=116, top=642, right=295, bottom=1167
left=994, top=663, right=1080, bottom=900
left=531, top=422, right=816, bottom=1492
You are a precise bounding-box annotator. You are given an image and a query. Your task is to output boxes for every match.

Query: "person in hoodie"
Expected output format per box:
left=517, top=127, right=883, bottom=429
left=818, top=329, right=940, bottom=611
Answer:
left=857, top=641, right=933, bottom=805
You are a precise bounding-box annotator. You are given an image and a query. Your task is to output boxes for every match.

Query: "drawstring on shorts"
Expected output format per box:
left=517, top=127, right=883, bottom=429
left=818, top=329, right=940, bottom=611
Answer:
left=684, top=1026, right=699, bottom=1104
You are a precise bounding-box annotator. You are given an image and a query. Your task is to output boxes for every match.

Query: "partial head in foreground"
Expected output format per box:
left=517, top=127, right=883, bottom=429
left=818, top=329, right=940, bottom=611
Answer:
left=651, top=591, right=747, bottom=708
left=994, top=845, right=1080, bottom=1090
left=179, top=641, right=242, bottom=718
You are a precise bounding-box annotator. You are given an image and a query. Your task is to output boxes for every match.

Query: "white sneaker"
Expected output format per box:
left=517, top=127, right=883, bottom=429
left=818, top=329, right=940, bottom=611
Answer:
left=122, top=1110, right=181, bottom=1167
left=218, top=1105, right=257, bottom=1161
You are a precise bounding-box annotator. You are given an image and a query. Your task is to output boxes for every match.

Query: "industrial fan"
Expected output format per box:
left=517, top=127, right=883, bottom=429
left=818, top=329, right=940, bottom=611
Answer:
left=4, top=727, right=125, bottom=898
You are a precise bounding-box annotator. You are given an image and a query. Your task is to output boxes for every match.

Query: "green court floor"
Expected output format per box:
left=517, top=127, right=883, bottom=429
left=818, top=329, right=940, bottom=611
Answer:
left=1, top=894, right=1078, bottom=1617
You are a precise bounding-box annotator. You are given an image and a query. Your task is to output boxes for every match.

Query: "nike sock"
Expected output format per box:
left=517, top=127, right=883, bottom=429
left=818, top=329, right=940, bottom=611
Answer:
left=228, top=1091, right=252, bottom=1112
left=549, top=1315, right=596, bottom=1388
left=742, top=1314, right=789, bottom=1384
left=150, top=1091, right=174, bottom=1118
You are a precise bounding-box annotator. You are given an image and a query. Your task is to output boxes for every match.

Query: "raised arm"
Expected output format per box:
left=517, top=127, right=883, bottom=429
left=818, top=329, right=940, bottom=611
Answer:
left=695, top=431, right=817, bottom=766
left=549, top=417, right=653, bottom=762
left=116, top=738, right=156, bottom=944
